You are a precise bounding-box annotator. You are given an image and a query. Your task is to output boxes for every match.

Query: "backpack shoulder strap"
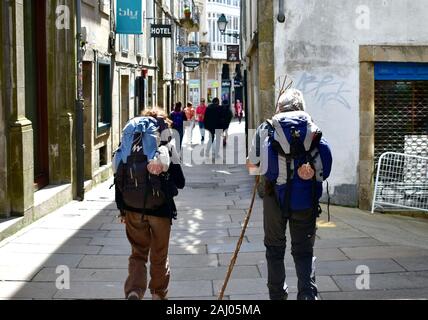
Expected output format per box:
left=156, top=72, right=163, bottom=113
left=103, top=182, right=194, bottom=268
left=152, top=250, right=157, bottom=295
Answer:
left=265, top=119, right=275, bottom=137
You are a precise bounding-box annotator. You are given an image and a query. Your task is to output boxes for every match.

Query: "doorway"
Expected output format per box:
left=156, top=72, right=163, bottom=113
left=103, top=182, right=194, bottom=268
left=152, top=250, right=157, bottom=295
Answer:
left=121, top=75, right=130, bottom=130
left=24, top=0, right=49, bottom=190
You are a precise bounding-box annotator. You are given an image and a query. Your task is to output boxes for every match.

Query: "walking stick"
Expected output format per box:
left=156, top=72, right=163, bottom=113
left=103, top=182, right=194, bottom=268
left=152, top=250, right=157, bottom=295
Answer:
left=218, top=175, right=260, bottom=300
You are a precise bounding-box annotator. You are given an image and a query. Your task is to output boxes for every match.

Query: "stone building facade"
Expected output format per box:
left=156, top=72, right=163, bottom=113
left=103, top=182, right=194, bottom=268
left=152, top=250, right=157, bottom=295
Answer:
left=241, top=0, right=428, bottom=209
left=1, top=0, right=76, bottom=233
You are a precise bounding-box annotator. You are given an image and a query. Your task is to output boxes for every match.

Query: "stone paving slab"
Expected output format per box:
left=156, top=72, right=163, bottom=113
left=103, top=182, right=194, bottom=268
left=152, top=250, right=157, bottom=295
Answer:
left=178, top=216, right=233, bottom=224
left=218, top=252, right=266, bottom=266
left=213, top=277, right=339, bottom=296
left=176, top=199, right=235, bottom=206
left=257, top=262, right=296, bottom=279
left=0, top=265, right=43, bottom=281
left=170, top=236, right=244, bottom=246
left=33, top=267, right=128, bottom=282
left=53, top=282, right=124, bottom=299
left=213, top=278, right=269, bottom=295
left=172, top=222, right=243, bottom=232
left=229, top=214, right=264, bottom=223
left=314, top=248, right=350, bottom=261
left=170, top=254, right=219, bottom=268
left=171, top=229, right=231, bottom=239
left=284, top=276, right=341, bottom=293
left=168, top=280, right=215, bottom=298
left=393, top=256, right=428, bottom=271
left=320, top=288, right=428, bottom=300
left=332, top=271, right=428, bottom=291
left=313, top=237, right=386, bottom=249
left=316, top=227, right=369, bottom=240
left=99, top=244, right=208, bottom=255
left=0, top=243, right=102, bottom=255
left=0, top=252, right=84, bottom=269
left=10, top=228, right=93, bottom=245
left=340, top=246, right=428, bottom=260
left=173, top=296, right=226, bottom=300
left=171, top=266, right=261, bottom=281
left=316, top=259, right=406, bottom=276
left=77, top=210, right=118, bottom=217
left=78, top=255, right=128, bottom=269
left=207, top=242, right=265, bottom=254
left=229, top=294, right=271, bottom=300
left=100, top=223, right=126, bottom=231
left=11, top=234, right=92, bottom=246
left=228, top=227, right=264, bottom=237
left=0, top=281, right=58, bottom=299
left=89, top=237, right=129, bottom=246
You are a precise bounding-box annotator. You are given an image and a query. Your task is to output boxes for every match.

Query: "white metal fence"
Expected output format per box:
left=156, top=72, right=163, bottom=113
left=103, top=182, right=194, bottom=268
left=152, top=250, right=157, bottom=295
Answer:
left=372, top=152, right=428, bottom=213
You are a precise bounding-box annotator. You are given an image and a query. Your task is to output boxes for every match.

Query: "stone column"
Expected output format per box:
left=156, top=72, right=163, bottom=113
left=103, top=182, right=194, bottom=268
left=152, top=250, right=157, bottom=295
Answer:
left=45, top=0, right=76, bottom=188
left=3, top=0, right=34, bottom=216
left=359, top=61, right=375, bottom=210
left=0, top=1, right=8, bottom=217
left=229, top=62, right=236, bottom=104
left=200, top=58, right=208, bottom=102
left=156, top=6, right=165, bottom=109
left=257, top=0, right=275, bottom=121
left=217, top=62, right=223, bottom=99
left=256, top=0, right=275, bottom=196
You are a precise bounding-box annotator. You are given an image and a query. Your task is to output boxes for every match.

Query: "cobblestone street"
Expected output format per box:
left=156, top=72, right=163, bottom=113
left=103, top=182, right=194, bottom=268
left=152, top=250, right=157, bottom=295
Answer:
left=1, top=122, right=428, bottom=300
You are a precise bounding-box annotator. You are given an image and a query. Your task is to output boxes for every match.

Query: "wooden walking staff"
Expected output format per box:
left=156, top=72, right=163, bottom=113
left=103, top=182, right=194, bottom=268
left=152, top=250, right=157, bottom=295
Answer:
left=218, top=175, right=260, bottom=300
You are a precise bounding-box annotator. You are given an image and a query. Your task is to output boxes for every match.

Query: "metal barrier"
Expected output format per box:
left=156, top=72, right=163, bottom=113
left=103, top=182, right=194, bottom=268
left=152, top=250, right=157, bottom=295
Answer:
left=372, top=152, right=428, bottom=213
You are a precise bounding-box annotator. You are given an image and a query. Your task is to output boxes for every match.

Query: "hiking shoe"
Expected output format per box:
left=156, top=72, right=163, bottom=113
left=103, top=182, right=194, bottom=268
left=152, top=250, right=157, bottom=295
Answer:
left=127, top=292, right=140, bottom=300
left=152, top=294, right=168, bottom=300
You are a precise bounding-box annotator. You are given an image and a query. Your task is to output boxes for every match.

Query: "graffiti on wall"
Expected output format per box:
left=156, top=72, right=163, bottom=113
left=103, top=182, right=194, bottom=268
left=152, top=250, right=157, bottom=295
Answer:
left=295, top=72, right=352, bottom=110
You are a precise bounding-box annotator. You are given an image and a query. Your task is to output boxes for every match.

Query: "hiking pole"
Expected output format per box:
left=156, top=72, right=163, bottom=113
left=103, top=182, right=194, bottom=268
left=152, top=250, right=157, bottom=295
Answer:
left=218, top=175, right=260, bottom=300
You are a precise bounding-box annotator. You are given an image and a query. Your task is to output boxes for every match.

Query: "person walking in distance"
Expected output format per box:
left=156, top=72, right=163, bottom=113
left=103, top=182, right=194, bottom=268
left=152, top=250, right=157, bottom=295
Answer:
left=184, top=102, right=196, bottom=145
left=235, top=99, right=243, bottom=124
left=196, top=98, right=208, bottom=144
left=203, top=97, right=222, bottom=158
left=220, top=99, right=233, bottom=147
left=169, top=102, right=186, bottom=150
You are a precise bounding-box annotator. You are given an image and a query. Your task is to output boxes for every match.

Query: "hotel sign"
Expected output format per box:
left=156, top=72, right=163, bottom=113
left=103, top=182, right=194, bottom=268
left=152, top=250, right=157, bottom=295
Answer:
left=150, top=24, right=172, bottom=38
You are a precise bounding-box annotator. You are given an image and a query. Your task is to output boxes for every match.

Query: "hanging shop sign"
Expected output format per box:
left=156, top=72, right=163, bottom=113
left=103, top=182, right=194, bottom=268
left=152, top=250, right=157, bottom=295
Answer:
left=116, top=0, right=143, bottom=34
left=234, top=79, right=243, bottom=87
left=189, top=80, right=201, bottom=89
left=177, top=45, right=200, bottom=53
left=222, top=80, right=232, bottom=87
left=227, top=45, right=240, bottom=62
left=207, top=80, right=220, bottom=88
left=150, top=24, right=172, bottom=38
left=183, top=58, right=201, bottom=69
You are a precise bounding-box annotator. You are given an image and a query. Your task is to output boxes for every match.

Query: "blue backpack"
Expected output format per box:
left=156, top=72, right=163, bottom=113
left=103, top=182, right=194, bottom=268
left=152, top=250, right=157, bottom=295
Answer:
left=263, top=111, right=332, bottom=218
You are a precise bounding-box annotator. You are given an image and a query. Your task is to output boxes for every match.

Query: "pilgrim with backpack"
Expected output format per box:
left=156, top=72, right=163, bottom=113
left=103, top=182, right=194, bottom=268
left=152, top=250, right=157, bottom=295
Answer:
left=247, top=88, right=332, bottom=300
left=113, top=109, right=185, bottom=301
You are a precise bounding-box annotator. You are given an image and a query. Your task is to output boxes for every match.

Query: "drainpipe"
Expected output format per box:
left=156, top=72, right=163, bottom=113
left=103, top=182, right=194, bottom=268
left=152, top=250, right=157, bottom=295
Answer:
left=277, top=0, right=286, bottom=23
left=75, top=0, right=85, bottom=201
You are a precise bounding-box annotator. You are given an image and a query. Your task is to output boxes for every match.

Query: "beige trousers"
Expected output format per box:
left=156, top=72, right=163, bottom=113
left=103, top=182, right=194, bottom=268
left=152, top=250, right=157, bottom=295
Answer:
left=124, top=211, right=171, bottom=299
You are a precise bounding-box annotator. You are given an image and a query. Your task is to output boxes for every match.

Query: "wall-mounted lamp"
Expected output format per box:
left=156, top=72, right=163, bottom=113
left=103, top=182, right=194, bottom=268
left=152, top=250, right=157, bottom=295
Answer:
left=217, top=14, right=240, bottom=39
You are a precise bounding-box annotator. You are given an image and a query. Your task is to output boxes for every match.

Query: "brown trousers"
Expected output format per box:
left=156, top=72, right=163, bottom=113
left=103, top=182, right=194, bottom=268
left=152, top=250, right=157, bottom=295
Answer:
left=124, top=211, right=171, bottom=299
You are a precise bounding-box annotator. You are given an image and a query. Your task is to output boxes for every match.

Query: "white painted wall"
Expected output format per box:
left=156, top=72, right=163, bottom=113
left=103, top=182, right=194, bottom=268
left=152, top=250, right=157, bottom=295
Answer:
left=274, top=0, right=428, bottom=205
left=206, top=1, right=240, bottom=60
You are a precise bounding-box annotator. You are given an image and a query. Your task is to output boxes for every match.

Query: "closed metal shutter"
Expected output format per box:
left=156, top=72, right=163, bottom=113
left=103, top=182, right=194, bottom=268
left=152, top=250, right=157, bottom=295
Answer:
left=374, top=81, right=428, bottom=162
